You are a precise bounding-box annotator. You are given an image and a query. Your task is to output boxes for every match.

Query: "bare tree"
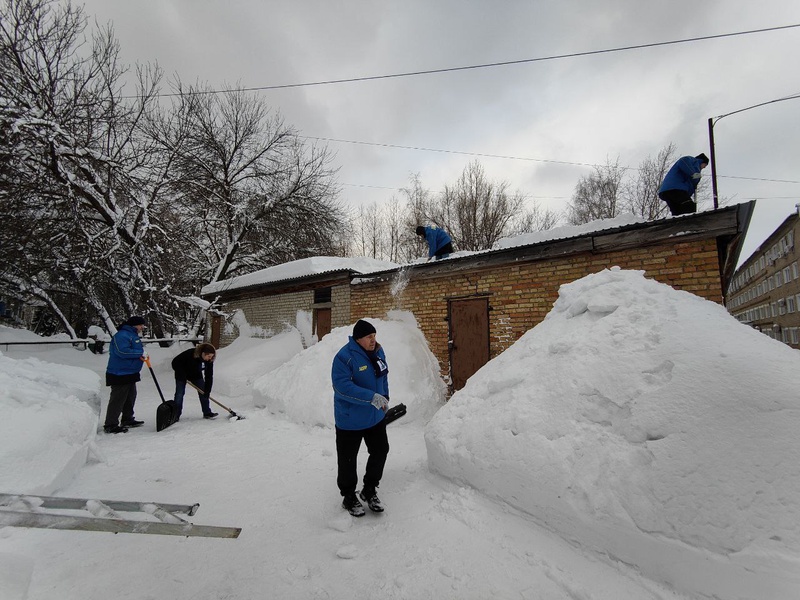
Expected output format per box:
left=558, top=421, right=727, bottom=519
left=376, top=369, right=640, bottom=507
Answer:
left=438, top=161, right=558, bottom=251
left=567, top=157, right=626, bottom=225
left=352, top=202, right=383, bottom=259
left=507, top=201, right=560, bottom=237
left=624, top=143, right=676, bottom=220
left=160, top=84, right=344, bottom=289
left=348, top=166, right=561, bottom=261
left=0, top=0, right=172, bottom=335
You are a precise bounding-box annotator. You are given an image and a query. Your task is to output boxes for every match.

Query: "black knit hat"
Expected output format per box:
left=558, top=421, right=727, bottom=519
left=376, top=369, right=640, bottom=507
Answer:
left=415, top=225, right=425, bottom=236
left=353, top=319, right=376, bottom=340
left=126, top=316, right=146, bottom=327
left=696, top=153, right=709, bottom=164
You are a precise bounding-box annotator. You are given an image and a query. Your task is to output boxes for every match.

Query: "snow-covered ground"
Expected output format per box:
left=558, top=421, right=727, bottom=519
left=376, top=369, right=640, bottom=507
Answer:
left=1, top=268, right=799, bottom=599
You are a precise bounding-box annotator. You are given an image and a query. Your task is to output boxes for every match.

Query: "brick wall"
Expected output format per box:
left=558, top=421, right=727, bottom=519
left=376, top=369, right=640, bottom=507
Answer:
left=351, top=239, right=722, bottom=377
left=214, top=283, right=352, bottom=348
left=217, top=290, right=313, bottom=347
left=331, top=284, right=351, bottom=329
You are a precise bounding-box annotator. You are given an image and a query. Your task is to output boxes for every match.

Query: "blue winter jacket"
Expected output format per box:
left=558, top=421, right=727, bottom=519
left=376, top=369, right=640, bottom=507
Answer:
left=659, top=156, right=704, bottom=196
left=105, top=324, right=144, bottom=385
left=332, top=337, right=389, bottom=430
left=422, top=225, right=452, bottom=258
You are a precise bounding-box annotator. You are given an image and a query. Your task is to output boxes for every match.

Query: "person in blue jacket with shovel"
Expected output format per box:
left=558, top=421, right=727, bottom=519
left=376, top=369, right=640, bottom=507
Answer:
left=416, top=224, right=453, bottom=260
left=658, top=153, right=709, bottom=216
left=332, top=319, right=390, bottom=517
left=103, top=316, right=147, bottom=433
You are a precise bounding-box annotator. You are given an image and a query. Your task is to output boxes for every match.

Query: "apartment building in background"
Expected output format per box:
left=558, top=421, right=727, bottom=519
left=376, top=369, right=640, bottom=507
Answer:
left=727, top=206, right=800, bottom=350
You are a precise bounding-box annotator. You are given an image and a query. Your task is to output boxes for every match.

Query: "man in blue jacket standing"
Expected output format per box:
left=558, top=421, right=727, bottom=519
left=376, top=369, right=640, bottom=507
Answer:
left=416, top=225, right=453, bottom=260
left=103, top=316, right=147, bottom=433
left=332, top=319, right=390, bottom=516
left=658, top=153, right=709, bottom=216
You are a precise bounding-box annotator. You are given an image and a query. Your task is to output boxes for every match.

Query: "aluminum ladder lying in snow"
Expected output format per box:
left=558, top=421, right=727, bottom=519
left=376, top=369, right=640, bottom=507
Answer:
left=0, top=493, right=241, bottom=539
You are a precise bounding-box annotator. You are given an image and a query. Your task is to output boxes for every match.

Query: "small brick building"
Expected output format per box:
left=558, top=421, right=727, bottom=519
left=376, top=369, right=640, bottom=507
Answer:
left=204, top=203, right=754, bottom=391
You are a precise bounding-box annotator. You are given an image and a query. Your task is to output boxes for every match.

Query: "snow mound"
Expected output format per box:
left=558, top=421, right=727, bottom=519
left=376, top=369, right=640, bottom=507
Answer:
left=0, top=353, right=99, bottom=494
left=213, top=329, right=305, bottom=397
left=254, top=311, right=446, bottom=428
left=425, top=267, right=800, bottom=599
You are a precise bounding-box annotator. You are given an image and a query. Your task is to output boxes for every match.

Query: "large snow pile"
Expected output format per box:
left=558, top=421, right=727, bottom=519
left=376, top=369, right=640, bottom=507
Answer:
left=425, top=267, right=800, bottom=599
left=213, top=328, right=305, bottom=397
left=0, top=352, right=100, bottom=495
left=254, top=310, right=446, bottom=428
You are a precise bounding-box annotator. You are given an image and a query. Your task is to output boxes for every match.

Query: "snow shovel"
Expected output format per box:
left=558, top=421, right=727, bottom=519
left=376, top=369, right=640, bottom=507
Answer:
left=383, top=403, right=407, bottom=426
left=146, top=357, right=179, bottom=432
left=187, top=381, right=245, bottom=420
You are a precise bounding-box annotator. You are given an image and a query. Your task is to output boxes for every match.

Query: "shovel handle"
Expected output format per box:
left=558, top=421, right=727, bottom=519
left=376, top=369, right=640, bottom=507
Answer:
left=144, top=356, right=167, bottom=404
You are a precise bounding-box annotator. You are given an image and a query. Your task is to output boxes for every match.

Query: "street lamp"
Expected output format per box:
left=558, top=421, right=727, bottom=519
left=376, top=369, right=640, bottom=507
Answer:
left=708, top=93, right=800, bottom=209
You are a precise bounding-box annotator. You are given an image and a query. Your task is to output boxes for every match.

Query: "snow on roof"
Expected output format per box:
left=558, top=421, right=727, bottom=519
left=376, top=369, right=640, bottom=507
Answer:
left=492, top=213, right=648, bottom=250
left=201, top=256, right=399, bottom=296
left=203, top=214, right=675, bottom=294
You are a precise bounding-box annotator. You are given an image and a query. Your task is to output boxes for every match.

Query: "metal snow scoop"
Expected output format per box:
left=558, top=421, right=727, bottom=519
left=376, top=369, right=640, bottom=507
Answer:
left=146, top=357, right=179, bottom=432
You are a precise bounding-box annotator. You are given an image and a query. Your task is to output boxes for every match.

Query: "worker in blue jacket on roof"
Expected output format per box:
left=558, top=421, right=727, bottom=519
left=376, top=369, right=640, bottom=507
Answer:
left=416, top=224, right=453, bottom=260
left=658, top=153, right=709, bottom=216
left=332, top=319, right=390, bottom=517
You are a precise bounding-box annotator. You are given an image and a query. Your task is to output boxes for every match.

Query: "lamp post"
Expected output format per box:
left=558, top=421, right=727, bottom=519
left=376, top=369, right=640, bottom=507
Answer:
left=707, top=93, right=800, bottom=210
left=708, top=116, right=720, bottom=209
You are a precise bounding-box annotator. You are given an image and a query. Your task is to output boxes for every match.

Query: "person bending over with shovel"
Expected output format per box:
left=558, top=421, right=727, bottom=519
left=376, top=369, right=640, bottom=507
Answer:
left=171, top=343, right=218, bottom=420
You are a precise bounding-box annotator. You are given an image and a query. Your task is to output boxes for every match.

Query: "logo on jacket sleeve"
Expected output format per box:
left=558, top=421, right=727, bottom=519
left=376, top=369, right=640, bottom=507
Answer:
left=359, top=365, right=368, bottom=371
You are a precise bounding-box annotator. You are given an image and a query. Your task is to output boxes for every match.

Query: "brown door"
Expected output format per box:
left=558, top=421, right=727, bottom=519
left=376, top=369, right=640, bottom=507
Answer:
left=315, top=308, right=331, bottom=340
left=449, top=298, right=489, bottom=390
left=210, top=315, right=222, bottom=348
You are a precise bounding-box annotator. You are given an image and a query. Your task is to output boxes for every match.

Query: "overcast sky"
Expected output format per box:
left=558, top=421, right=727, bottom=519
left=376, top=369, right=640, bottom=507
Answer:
left=80, top=0, right=800, bottom=263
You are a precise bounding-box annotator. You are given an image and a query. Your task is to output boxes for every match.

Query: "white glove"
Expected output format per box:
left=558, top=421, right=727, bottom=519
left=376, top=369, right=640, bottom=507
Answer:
left=692, top=172, right=702, bottom=180
left=371, top=394, right=389, bottom=410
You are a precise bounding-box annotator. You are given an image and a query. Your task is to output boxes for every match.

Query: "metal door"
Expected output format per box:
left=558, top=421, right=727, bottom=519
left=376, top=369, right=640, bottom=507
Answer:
left=210, top=315, right=221, bottom=349
left=315, top=308, right=331, bottom=340
left=449, top=297, right=489, bottom=390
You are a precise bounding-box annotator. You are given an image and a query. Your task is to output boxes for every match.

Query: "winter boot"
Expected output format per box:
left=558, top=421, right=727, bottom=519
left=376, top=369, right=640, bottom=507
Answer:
left=122, top=419, right=144, bottom=428
left=359, top=489, right=384, bottom=513
left=342, top=493, right=365, bottom=517
left=103, top=425, right=129, bottom=434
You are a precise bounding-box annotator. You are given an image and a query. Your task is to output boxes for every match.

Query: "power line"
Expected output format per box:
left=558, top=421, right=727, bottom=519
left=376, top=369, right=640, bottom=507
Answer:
left=300, top=135, right=594, bottom=168
left=339, top=181, right=566, bottom=199
left=148, top=24, right=800, bottom=98
left=304, top=135, right=800, bottom=186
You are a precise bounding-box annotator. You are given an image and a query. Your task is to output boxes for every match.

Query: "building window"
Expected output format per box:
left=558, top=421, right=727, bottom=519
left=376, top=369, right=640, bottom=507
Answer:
left=314, top=287, right=332, bottom=304
left=783, top=267, right=791, bottom=284
left=788, top=296, right=796, bottom=313
left=793, top=262, right=799, bottom=280
left=792, top=328, right=800, bottom=345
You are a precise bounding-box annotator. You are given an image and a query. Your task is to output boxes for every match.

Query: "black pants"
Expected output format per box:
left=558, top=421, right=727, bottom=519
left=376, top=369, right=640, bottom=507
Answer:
left=658, top=190, right=696, bottom=216
left=335, top=420, right=389, bottom=497
left=105, top=383, right=137, bottom=427
left=434, top=242, right=454, bottom=259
